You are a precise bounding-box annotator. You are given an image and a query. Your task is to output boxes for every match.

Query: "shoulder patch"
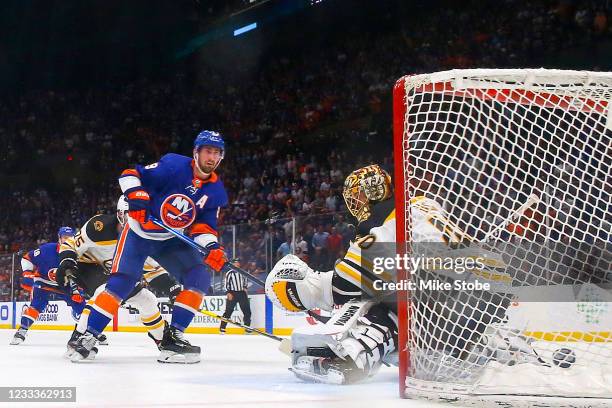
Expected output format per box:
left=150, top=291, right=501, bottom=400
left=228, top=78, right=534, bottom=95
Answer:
left=85, top=214, right=119, bottom=243
left=94, top=220, right=104, bottom=232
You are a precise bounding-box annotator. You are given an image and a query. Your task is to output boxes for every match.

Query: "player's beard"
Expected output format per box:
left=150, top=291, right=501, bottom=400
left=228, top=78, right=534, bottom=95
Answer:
left=198, top=159, right=218, bottom=175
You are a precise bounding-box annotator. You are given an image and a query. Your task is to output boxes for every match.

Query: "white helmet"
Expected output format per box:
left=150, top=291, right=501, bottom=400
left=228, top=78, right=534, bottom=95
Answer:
left=117, top=195, right=129, bottom=225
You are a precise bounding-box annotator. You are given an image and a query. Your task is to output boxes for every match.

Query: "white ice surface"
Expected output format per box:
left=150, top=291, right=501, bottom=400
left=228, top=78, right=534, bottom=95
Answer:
left=0, top=329, right=437, bottom=408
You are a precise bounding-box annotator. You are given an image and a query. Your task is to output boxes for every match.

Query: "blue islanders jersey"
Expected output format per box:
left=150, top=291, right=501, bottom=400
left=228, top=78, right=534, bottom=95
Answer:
left=119, top=153, right=228, bottom=240
left=23, top=242, right=61, bottom=289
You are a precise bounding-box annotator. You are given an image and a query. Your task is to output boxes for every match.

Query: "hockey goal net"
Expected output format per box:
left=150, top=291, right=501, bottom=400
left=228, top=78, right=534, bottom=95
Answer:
left=393, top=69, right=611, bottom=406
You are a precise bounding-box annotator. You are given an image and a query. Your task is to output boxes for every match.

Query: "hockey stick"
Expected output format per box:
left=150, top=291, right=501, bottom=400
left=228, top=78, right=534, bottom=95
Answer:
left=150, top=217, right=329, bottom=325
left=149, top=217, right=265, bottom=287
left=482, top=193, right=541, bottom=241
left=200, top=309, right=292, bottom=356
left=433, top=193, right=541, bottom=243
left=306, top=310, right=330, bottom=324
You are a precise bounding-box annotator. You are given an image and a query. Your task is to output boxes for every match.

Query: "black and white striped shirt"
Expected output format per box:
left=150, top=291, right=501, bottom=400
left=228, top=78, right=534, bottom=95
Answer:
left=224, top=270, right=249, bottom=291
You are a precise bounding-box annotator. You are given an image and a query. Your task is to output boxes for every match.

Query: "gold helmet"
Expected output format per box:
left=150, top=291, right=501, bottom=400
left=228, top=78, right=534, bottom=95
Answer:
left=342, top=164, right=392, bottom=223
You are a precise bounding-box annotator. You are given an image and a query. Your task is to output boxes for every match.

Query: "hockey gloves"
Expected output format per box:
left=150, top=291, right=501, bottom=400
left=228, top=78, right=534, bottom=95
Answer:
left=56, top=258, right=79, bottom=288
left=204, top=243, right=228, bottom=272
left=126, top=188, right=151, bottom=223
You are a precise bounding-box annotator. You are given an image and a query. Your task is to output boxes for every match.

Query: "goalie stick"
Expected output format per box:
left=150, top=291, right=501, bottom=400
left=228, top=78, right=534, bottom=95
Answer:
left=482, top=193, right=541, bottom=241
left=200, top=309, right=292, bottom=356
left=436, top=193, right=541, bottom=243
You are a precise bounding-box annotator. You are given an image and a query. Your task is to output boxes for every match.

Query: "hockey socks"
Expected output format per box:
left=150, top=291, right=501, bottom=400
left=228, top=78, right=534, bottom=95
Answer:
left=141, top=311, right=165, bottom=341
left=171, top=289, right=204, bottom=331
left=19, top=306, right=40, bottom=330
left=86, top=290, right=121, bottom=336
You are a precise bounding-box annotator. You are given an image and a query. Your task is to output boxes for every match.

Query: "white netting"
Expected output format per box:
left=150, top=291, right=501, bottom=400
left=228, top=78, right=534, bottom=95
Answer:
left=395, top=69, right=612, bottom=405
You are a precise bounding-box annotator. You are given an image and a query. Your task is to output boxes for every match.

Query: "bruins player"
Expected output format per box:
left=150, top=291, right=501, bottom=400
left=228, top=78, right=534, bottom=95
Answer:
left=57, top=196, right=181, bottom=357
left=266, top=165, right=541, bottom=384
left=266, top=165, right=400, bottom=384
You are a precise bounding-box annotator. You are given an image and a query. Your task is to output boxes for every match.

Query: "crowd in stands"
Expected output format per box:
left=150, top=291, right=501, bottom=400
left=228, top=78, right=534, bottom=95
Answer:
left=0, top=0, right=609, bottom=300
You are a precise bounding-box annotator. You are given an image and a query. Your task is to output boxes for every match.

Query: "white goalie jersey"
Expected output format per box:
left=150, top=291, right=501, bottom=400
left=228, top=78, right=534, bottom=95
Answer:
left=333, top=196, right=447, bottom=301
left=266, top=195, right=450, bottom=314
left=267, top=194, right=508, bottom=314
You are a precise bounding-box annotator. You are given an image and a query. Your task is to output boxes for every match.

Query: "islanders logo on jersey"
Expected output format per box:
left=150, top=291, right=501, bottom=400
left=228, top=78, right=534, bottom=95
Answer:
left=48, top=268, right=58, bottom=283
left=160, top=194, right=197, bottom=229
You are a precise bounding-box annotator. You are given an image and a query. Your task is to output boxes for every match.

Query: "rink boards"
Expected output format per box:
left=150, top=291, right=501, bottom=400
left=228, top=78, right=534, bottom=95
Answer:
left=0, top=285, right=610, bottom=340
left=0, top=294, right=313, bottom=335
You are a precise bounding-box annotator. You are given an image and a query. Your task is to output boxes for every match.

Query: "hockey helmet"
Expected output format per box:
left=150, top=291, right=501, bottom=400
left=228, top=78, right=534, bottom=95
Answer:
left=194, top=130, right=225, bottom=158
left=342, top=164, right=392, bottom=223
left=117, top=195, right=129, bottom=226
left=57, top=226, right=75, bottom=243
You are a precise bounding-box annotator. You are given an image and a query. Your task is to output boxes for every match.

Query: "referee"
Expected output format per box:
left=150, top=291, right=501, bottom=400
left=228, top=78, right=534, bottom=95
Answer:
left=220, top=268, right=252, bottom=334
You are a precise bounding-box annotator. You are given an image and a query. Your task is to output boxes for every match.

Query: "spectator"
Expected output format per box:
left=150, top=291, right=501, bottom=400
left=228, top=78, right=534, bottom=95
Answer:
left=325, top=192, right=338, bottom=212
left=292, top=234, right=309, bottom=262
left=311, top=225, right=330, bottom=269
left=276, top=236, right=292, bottom=260
left=327, top=227, right=344, bottom=262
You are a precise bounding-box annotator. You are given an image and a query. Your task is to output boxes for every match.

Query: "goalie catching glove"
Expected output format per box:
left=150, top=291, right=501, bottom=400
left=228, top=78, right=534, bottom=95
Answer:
left=290, top=301, right=397, bottom=384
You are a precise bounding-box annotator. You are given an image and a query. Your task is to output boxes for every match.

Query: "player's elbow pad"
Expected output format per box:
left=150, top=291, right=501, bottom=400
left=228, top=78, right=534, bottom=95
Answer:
left=119, top=168, right=142, bottom=192
left=20, top=258, right=34, bottom=273
left=59, top=248, right=78, bottom=263
left=194, top=234, right=218, bottom=248
left=59, top=257, right=78, bottom=270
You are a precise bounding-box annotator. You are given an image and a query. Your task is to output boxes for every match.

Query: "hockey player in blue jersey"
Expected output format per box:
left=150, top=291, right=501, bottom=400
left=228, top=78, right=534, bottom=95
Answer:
left=10, top=227, right=86, bottom=345
left=71, top=130, right=229, bottom=363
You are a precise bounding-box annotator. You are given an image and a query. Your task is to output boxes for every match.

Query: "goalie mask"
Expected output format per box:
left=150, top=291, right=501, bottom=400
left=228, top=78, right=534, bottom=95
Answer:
left=342, top=164, right=392, bottom=223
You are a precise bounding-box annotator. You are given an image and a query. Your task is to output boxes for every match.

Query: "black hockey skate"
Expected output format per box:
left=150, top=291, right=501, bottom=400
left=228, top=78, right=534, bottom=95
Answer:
left=66, top=329, right=80, bottom=352
left=67, top=331, right=99, bottom=362
left=9, top=328, right=27, bottom=345
left=157, top=325, right=200, bottom=364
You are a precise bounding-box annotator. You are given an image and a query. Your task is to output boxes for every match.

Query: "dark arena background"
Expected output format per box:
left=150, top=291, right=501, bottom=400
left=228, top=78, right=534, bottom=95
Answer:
left=0, top=1, right=610, bottom=407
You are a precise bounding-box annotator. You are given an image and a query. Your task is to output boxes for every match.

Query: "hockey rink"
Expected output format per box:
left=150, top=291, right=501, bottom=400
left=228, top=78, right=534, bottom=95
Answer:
left=0, top=329, right=435, bottom=408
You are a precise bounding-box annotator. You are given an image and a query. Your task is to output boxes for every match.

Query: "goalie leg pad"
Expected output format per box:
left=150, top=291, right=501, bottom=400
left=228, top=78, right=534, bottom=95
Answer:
left=290, top=301, right=397, bottom=384
left=342, top=303, right=397, bottom=375
left=291, top=356, right=352, bottom=385
left=471, top=326, right=548, bottom=367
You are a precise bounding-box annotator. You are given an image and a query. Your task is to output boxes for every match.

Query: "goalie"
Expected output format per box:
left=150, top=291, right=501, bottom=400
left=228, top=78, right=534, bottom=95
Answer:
left=266, top=165, right=543, bottom=385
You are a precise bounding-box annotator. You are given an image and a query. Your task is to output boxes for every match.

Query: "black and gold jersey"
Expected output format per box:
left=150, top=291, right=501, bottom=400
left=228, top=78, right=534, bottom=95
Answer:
left=59, top=214, right=165, bottom=278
